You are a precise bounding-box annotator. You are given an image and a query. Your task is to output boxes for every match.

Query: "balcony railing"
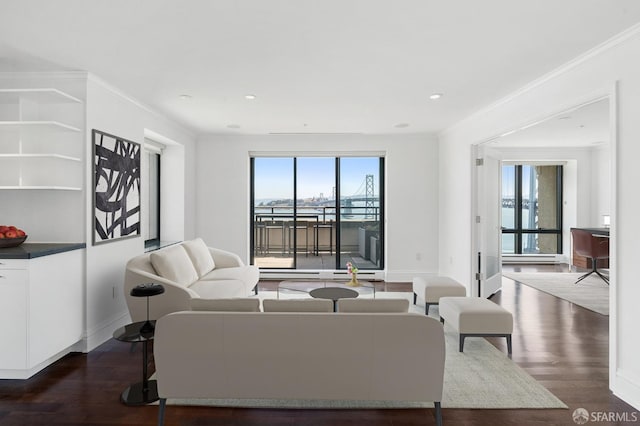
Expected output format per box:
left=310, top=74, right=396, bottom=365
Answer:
left=252, top=205, right=381, bottom=269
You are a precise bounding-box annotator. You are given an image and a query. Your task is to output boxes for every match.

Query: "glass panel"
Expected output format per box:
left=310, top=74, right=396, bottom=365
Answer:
left=339, top=157, right=381, bottom=270
left=535, top=165, right=560, bottom=230
left=143, top=151, right=160, bottom=242
left=502, top=234, right=515, bottom=254
left=521, top=233, right=558, bottom=254
left=522, top=165, right=559, bottom=230
left=521, top=165, right=537, bottom=230
left=253, top=158, right=294, bottom=268
left=295, top=157, right=336, bottom=269
left=148, top=153, right=160, bottom=241
left=501, top=165, right=515, bottom=230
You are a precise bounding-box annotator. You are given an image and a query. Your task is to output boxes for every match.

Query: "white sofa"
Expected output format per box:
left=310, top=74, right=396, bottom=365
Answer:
left=124, top=238, right=259, bottom=322
left=154, top=311, right=446, bottom=426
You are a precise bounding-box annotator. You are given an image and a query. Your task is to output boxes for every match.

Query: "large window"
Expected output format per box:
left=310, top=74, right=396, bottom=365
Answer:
left=251, top=156, right=384, bottom=270
left=143, top=146, right=161, bottom=247
left=502, top=164, right=562, bottom=254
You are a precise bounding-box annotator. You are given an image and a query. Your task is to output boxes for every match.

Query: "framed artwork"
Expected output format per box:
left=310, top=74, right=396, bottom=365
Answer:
left=92, top=129, right=141, bottom=245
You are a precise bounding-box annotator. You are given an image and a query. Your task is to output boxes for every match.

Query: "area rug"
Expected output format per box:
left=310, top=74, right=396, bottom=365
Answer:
left=502, top=272, right=609, bottom=315
left=159, top=291, right=567, bottom=410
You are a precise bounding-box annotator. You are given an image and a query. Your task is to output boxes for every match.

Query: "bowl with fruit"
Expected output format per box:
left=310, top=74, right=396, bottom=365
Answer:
left=0, top=225, right=28, bottom=248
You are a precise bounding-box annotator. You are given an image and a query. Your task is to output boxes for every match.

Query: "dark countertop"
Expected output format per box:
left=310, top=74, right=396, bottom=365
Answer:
left=0, top=242, right=86, bottom=259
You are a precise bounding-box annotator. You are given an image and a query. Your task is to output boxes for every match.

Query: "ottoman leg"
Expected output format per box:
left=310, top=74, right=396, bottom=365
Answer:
left=439, top=317, right=444, bottom=324
left=425, top=303, right=431, bottom=315
left=459, top=334, right=465, bottom=352
left=413, top=292, right=417, bottom=305
left=506, top=335, right=512, bottom=355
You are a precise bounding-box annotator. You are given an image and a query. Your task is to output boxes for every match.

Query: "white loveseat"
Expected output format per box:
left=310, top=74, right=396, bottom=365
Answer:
left=124, top=238, right=259, bottom=322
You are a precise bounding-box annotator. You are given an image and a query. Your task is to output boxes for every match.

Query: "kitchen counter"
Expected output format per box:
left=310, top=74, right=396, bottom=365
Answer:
left=0, top=243, right=86, bottom=259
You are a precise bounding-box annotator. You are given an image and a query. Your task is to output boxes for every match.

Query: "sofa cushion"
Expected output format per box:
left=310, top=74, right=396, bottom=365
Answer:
left=263, top=299, right=333, bottom=312
left=189, top=279, right=247, bottom=299
left=190, top=298, right=260, bottom=312
left=150, top=244, right=199, bottom=287
left=200, top=266, right=254, bottom=282
left=182, top=238, right=215, bottom=277
left=337, top=298, right=410, bottom=313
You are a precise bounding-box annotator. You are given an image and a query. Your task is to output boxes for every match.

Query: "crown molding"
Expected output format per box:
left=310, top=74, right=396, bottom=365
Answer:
left=0, top=70, right=88, bottom=79
left=441, top=22, right=640, bottom=137
left=86, top=73, right=196, bottom=139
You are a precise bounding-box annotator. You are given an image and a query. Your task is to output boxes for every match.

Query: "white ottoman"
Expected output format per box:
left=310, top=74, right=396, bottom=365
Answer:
left=439, top=296, right=513, bottom=354
left=412, top=276, right=467, bottom=315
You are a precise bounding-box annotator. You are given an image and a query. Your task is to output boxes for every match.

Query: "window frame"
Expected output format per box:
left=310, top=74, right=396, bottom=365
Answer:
left=501, top=164, right=563, bottom=255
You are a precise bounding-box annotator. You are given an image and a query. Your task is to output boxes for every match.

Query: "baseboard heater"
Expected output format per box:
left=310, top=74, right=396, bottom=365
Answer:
left=260, top=270, right=384, bottom=281
left=502, top=254, right=565, bottom=264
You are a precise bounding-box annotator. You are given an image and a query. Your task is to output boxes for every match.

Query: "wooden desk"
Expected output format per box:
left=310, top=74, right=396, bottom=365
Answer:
left=571, top=227, right=609, bottom=269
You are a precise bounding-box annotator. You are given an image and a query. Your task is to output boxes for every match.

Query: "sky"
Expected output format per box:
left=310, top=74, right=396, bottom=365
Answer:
left=254, top=157, right=380, bottom=200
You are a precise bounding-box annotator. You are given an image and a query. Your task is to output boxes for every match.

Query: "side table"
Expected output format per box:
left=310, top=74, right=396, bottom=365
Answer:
left=113, top=320, right=158, bottom=405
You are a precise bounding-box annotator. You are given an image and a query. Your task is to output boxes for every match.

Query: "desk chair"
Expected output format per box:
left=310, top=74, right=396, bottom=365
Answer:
left=571, top=228, right=609, bottom=285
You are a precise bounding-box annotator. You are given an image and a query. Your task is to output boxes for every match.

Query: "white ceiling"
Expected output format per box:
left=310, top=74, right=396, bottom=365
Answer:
left=1, top=1, right=639, bottom=136
left=488, top=98, right=610, bottom=148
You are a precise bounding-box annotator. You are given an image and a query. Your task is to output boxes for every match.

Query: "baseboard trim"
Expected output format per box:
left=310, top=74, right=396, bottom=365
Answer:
left=81, top=311, right=131, bottom=352
left=614, top=369, right=640, bottom=410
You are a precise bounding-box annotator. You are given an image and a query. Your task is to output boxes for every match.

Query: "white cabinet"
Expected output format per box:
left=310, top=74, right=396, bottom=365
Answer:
left=0, top=263, right=28, bottom=369
left=0, top=250, right=84, bottom=379
left=0, top=88, right=83, bottom=190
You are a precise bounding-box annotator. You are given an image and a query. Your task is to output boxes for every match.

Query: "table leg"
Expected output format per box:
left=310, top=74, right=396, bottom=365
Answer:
left=120, top=339, right=159, bottom=405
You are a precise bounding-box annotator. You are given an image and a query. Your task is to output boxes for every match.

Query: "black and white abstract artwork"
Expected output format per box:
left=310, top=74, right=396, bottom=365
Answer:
left=93, top=129, right=141, bottom=245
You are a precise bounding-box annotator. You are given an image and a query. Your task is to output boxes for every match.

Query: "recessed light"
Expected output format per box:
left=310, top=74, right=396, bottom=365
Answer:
left=394, top=123, right=410, bottom=128
left=244, top=94, right=257, bottom=100
left=227, top=124, right=241, bottom=129
left=429, top=93, right=443, bottom=100
left=179, top=94, right=192, bottom=100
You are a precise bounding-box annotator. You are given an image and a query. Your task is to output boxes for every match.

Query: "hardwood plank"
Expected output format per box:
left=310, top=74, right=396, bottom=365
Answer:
left=0, top=267, right=635, bottom=425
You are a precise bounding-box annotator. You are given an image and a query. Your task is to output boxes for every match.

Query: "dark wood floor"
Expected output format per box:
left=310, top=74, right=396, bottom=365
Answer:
left=0, top=265, right=635, bottom=425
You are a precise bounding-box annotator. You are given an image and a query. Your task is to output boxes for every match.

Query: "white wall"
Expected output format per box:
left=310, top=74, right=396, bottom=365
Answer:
left=195, top=134, right=439, bottom=282
left=593, top=143, right=612, bottom=226
left=438, top=27, right=640, bottom=409
left=83, top=75, right=196, bottom=350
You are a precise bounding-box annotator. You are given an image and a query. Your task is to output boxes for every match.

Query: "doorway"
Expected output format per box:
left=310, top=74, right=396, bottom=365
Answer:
left=472, top=97, right=612, bottom=295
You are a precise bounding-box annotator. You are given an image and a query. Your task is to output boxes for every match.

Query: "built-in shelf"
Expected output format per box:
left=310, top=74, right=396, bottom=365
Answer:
left=0, top=186, right=82, bottom=191
left=0, top=153, right=82, bottom=162
left=0, top=121, right=82, bottom=132
left=0, top=87, right=83, bottom=193
left=0, top=88, right=83, bottom=104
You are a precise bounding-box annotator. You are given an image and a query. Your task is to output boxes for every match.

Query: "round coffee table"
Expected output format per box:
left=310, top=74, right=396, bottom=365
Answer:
left=309, top=287, right=359, bottom=312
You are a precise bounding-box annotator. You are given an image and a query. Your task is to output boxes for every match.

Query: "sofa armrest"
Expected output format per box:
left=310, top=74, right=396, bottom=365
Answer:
left=208, top=247, right=245, bottom=269
left=124, top=268, right=198, bottom=322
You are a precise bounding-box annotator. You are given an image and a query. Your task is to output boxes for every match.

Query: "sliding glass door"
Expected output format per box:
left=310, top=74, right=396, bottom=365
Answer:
left=250, top=156, right=384, bottom=270
left=252, top=158, right=295, bottom=268
left=338, top=157, right=383, bottom=269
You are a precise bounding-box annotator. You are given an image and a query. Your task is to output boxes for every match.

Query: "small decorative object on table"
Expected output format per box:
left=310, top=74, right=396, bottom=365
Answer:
left=346, top=261, right=360, bottom=287
left=0, top=225, right=28, bottom=248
